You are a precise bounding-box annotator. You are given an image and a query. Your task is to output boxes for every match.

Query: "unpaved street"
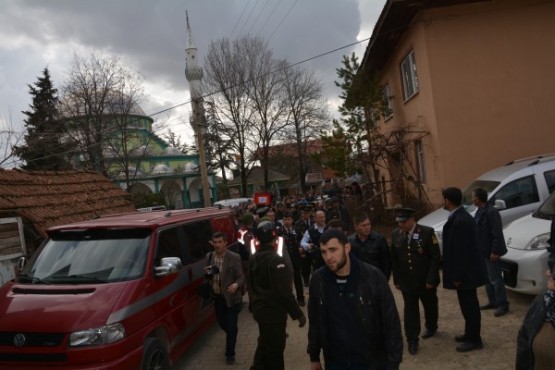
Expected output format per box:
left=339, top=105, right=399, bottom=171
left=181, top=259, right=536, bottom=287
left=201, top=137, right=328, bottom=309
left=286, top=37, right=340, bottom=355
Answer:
left=175, top=282, right=535, bottom=369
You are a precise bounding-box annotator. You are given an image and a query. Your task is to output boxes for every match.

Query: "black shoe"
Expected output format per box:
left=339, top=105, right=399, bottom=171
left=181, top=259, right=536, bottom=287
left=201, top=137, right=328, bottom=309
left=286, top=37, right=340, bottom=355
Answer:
left=408, top=341, right=418, bottom=355
left=454, top=334, right=466, bottom=343
left=421, top=329, right=436, bottom=339
left=494, top=307, right=509, bottom=317
left=480, top=303, right=497, bottom=310
left=456, top=341, right=483, bottom=352
left=226, top=356, right=235, bottom=365
left=297, top=298, right=305, bottom=307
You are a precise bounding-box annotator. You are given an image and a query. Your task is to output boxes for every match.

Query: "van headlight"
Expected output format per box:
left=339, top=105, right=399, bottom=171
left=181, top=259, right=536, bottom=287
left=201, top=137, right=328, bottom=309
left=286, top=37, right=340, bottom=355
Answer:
left=524, top=232, right=551, bottom=250
left=69, top=323, right=125, bottom=347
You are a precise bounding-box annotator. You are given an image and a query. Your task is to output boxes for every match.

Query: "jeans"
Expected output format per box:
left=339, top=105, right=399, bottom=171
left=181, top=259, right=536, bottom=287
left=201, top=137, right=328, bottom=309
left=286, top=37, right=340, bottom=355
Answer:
left=214, top=295, right=241, bottom=358
left=484, top=258, right=509, bottom=309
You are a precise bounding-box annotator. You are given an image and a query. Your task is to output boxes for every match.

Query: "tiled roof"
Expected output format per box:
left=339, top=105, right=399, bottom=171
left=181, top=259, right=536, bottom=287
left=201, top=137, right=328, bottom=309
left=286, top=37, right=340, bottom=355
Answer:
left=0, top=169, right=137, bottom=236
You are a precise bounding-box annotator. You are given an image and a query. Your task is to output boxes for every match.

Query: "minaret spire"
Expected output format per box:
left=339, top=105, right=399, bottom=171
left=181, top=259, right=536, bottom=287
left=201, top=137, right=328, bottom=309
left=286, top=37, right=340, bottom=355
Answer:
left=184, top=11, right=211, bottom=207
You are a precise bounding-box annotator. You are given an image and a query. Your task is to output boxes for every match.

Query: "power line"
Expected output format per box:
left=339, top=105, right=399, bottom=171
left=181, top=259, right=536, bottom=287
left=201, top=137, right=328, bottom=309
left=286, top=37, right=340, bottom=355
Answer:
left=267, top=0, right=300, bottom=43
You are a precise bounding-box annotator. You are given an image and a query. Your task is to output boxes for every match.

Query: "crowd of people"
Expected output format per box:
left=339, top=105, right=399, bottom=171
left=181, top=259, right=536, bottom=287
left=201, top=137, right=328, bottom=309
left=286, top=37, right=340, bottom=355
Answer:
left=200, top=185, right=554, bottom=370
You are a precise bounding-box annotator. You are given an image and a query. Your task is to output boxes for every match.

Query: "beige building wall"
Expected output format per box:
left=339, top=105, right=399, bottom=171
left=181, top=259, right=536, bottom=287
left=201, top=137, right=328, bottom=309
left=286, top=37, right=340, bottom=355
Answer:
left=375, top=0, right=555, bottom=207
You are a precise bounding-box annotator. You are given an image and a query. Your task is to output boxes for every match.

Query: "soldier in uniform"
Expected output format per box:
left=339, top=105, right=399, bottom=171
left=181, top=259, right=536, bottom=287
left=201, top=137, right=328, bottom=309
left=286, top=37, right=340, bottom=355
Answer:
left=248, top=221, right=306, bottom=370
left=390, top=208, right=441, bottom=355
left=295, top=206, right=313, bottom=286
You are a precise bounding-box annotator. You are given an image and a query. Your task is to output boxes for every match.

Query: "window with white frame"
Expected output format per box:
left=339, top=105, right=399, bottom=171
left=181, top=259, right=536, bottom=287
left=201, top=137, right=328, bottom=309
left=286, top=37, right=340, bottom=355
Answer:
left=382, top=84, right=393, bottom=119
left=415, top=140, right=426, bottom=183
left=401, top=50, right=419, bottom=101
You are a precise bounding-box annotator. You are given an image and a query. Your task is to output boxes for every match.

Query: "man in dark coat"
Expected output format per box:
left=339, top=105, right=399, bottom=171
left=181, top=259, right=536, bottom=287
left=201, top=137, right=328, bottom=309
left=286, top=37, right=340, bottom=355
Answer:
left=442, top=187, right=487, bottom=352
left=391, top=208, right=441, bottom=355
left=348, top=212, right=391, bottom=280
left=307, top=229, right=403, bottom=370
left=472, top=187, right=509, bottom=317
left=248, top=221, right=306, bottom=370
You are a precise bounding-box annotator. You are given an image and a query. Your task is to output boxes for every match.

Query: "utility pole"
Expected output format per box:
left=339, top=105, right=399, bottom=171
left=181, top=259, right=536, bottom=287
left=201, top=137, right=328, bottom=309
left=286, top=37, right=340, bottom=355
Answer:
left=185, top=12, right=211, bottom=207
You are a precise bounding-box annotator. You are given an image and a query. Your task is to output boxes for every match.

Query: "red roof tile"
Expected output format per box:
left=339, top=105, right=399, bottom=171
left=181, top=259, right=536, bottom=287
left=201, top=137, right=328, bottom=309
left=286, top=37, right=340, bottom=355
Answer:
left=0, top=169, right=137, bottom=236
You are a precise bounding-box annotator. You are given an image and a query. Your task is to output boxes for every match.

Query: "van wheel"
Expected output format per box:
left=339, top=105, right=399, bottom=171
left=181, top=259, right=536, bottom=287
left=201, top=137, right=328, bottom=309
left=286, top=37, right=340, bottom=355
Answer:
left=141, top=338, right=170, bottom=370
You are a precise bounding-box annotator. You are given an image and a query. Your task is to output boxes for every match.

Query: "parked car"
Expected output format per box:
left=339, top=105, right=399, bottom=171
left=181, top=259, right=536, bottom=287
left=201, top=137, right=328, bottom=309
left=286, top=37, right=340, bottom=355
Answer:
left=500, top=188, right=555, bottom=295
left=0, top=207, right=236, bottom=369
left=419, top=154, right=555, bottom=252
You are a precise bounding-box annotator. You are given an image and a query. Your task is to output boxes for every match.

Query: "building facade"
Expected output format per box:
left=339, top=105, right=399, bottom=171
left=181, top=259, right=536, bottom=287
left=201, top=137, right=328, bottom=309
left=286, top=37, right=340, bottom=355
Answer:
left=353, top=0, right=555, bottom=208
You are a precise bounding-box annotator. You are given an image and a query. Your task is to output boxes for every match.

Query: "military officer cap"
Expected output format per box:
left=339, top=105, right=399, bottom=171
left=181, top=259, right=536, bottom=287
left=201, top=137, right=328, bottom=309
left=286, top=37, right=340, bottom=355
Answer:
left=395, top=207, right=415, bottom=222
left=256, top=206, right=269, bottom=217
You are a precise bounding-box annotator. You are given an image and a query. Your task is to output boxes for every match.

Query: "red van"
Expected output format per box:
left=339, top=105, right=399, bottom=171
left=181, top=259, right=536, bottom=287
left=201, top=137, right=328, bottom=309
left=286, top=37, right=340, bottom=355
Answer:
left=0, top=207, right=236, bottom=369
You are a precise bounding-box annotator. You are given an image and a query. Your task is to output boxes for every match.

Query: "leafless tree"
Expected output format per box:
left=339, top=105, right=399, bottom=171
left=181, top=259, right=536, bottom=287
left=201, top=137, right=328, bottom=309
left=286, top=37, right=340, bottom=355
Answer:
left=0, top=110, right=23, bottom=168
left=203, top=37, right=258, bottom=197
left=59, top=53, right=152, bottom=187
left=282, top=64, right=329, bottom=191
left=243, top=42, right=291, bottom=191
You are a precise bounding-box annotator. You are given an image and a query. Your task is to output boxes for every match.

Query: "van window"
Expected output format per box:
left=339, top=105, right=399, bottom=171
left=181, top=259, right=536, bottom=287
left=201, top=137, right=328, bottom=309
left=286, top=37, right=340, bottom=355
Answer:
left=490, top=176, right=539, bottom=209
left=543, top=170, right=555, bottom=194
left=156, top=227, right=183, bottom=265
left=21, top=228, right=151, bottom=283
left=181, top=221, right=213, bottom=263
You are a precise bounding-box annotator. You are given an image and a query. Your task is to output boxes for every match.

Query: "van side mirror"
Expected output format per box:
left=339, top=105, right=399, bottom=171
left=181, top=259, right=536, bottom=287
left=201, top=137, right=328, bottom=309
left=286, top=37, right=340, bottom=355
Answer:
left=154, top=257, right=183, bottom=277
left=494, top=199, right=507, bottom=210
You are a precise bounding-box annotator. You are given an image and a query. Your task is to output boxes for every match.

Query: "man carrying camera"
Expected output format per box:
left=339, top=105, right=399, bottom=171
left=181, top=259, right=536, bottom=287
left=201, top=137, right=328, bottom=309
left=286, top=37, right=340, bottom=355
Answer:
left=204, top=231, right=244, bottom=365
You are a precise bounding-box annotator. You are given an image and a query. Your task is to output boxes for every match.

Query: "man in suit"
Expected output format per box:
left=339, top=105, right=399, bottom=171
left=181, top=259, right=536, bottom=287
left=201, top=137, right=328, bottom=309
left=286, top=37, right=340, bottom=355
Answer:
left=442, top=187, right=487, bottom=352
left=472, top=187, right=509, bottom=317
left=390, top=208, right=441, bottom=355
left=205, top=231, right=245, bottom=365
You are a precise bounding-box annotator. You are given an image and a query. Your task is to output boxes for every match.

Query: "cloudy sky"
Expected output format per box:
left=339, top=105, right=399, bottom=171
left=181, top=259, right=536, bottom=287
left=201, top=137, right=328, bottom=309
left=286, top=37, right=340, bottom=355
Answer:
left=0, top=0, right=386, bottom=164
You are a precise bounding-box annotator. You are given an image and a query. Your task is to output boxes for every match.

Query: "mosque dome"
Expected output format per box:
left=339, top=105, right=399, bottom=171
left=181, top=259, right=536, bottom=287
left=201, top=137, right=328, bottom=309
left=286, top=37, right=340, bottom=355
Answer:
left=151, top=164, right=173, bottom=174
left=164, top=147, right=183, bottom=156
left=184, top=162, right=197, bottom=172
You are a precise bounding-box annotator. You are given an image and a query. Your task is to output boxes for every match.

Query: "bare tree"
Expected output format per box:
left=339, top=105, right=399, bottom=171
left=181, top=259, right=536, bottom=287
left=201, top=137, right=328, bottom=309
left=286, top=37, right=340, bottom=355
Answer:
left=59, top=53, right=151, bottom=186
left=282, top=64, right=329, bottom=192
left=203, top=37, right=258, bottom=197
left=0, top=110, right=23, bottom=168
left=243, top=41, right=291, bottom=191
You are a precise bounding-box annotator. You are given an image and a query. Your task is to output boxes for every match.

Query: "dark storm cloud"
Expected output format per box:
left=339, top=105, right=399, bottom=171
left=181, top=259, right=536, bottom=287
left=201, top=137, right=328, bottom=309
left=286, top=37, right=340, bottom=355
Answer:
left=2, top=0, right=361, bottom=91
left=0, top=0, right=384, bottom=141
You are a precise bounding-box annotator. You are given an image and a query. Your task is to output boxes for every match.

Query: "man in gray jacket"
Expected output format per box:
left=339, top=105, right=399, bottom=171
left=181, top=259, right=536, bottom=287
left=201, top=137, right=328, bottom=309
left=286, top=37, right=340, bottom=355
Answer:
left=205, top=231, right=245, bottom=365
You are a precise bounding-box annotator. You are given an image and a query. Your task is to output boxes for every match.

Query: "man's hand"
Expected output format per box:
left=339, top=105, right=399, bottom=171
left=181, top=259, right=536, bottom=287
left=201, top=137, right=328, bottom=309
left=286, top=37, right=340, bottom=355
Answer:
left=298, top=313, right=307, bottom=327
left=490, top=253, right=500, bottom=262
left=227, top=282, right=239, bottom=294
left=453, top=281, right=461, bottom=288
left=425, top=283, right=435, bottom=289
left=310, top=361, right=323, bottom=370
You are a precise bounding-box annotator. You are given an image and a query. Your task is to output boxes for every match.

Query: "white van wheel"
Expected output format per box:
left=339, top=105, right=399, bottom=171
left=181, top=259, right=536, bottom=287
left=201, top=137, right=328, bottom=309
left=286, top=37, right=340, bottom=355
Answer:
left=141, top=338, right=170, bottom=370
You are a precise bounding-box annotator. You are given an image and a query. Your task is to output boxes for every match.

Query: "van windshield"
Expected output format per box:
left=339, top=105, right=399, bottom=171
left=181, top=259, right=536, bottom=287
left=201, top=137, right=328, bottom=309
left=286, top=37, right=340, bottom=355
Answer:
left=462, top=180, right=501, bottom=212
left=18, top=228, right=151, bottom=284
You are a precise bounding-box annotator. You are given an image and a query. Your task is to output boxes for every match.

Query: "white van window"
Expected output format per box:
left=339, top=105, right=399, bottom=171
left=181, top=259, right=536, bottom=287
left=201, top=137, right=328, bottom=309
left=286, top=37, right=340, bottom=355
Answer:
left=490, top=176, right=539, bottom=209
left=543, top=170, right=555, bottom=194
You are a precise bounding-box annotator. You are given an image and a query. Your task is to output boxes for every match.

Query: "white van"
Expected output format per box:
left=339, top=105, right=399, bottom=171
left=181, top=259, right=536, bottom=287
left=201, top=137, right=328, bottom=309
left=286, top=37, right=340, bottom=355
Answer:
left=419, top=154, right=555, bottom=251
left=500, top=187, right=555, bottom=295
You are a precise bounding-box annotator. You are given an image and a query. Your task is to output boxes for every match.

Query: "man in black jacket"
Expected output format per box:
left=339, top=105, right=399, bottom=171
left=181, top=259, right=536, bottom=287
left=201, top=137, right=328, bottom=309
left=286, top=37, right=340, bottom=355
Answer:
left=472, top=187, right=509, bottom=317
left=442, top=187, right=487, bottom=352
left=307, top=229, right=403, bottom=370
left=348, top=212, right=391, bottom=280
left=248, top=221, right=306, bottom=370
